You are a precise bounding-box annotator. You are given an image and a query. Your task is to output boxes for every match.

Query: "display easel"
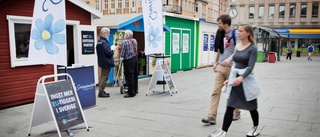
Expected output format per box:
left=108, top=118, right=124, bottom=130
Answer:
left=28, top=73, right=91, bottom=137
left=146, top=60, right=178, bottom=96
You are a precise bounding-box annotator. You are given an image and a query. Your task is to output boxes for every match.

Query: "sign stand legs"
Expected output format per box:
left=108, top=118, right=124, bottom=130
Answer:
left=41, top=125, right=93, bottom=137
left=146, top=60, right=178, bottom=96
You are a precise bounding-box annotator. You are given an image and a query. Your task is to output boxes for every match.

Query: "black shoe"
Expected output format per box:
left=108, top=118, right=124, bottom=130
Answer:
left=124, top=94, right=135, bottom=98
left=98, top=92, right=110, bottom=98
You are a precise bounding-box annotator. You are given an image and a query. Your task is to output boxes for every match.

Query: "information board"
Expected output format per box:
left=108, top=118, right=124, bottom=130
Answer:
left=45, top=80, right=84, bottom=131
left=160, top=64, right=175, bottom=90
left=147, top=61, right=177, bottom=96
left=81, top=31, right=95, bottom=54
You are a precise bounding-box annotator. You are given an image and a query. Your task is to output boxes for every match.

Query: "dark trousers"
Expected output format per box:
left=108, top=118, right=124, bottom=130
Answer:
left=123, top=56, right=138, bottom=95
left=286, top=53, right=292, bottom=60
left=222, top=107, right=259, bottom=132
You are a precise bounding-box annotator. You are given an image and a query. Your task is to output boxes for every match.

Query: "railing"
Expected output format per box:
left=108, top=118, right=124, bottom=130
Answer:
left=163, top=4, right=182, bottom=14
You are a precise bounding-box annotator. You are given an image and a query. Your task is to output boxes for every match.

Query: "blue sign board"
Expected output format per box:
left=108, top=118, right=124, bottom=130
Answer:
left=45, top=80, right=84, bottom=131
left=58, top=66, right=96, bottom=109
left=210, top=35, right=215, bottom=51
left=203, top=34, right=208, bottom=51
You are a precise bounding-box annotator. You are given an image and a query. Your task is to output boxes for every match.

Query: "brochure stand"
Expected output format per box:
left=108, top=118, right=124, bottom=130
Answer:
left=146, top=60, right=178, bottom=96
left=28, top=73, right=90, bottom=137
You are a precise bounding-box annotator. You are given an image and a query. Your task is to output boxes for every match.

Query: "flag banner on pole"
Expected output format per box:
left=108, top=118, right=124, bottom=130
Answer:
left=28, top=0, right=67, bottom=66
left=142, top=0, right=164, bottom=55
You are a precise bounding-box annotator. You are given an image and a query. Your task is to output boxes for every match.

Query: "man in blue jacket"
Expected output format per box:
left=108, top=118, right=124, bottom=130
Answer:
left=96, top=27, right=115, bottom=98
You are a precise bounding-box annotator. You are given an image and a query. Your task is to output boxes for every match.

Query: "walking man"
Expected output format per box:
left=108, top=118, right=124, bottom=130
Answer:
left=307, top=43, right=315, bottom=61
left=202, top=14, right=241, bottom=124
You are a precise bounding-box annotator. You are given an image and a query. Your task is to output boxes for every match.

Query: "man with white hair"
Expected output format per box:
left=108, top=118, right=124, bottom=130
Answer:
left=96, top=27, right=115, bottom=98
left=120, top=30, right=138, bottom=98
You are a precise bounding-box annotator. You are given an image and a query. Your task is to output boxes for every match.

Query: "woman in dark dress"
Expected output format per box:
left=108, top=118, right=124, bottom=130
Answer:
left=208, top=24, right=261, bottom=137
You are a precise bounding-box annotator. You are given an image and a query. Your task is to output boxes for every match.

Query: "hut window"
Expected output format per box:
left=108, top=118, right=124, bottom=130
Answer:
left=7, top=15, right=34, bottom=68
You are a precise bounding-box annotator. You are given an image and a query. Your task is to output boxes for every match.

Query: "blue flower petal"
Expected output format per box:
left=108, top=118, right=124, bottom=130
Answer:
left=52, top=34, right=66, bottom=44
left=151, top=41, right=158, bottom=48
left=50, top=19, right=65, bottom=34
left=35, top=19, right=44, bottom=32
left=153, top=27, right=160, bottom=36
left=34, top=40, right=44, bottom=50
left=154, top=35, right=162, bottom=41
left=149, top=26, right=154, bottom=35
left=44, top=14, right=53, bottom=30
left=45, top=40, right=59, bottom=54
left=31, top=29, right=41, bottom=40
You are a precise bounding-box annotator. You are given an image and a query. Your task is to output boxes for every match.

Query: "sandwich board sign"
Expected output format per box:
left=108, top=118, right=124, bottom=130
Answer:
left=28, top=73, right=89, bottom=137
left=146, top=60, right=178, bottom=96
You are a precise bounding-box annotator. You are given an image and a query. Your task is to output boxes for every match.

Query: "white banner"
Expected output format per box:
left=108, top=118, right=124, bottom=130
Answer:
left=142, top=0, right=164, bottom=55
left=29, top=0, right=67, bottom=66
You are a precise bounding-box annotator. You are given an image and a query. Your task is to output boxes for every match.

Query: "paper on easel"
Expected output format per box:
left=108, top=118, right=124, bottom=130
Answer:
left=147, top=61, right=177, bottom=95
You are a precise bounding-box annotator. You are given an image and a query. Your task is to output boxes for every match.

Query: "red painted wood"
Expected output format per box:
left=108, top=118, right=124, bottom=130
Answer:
left=0, top=0, right=94, bottom=108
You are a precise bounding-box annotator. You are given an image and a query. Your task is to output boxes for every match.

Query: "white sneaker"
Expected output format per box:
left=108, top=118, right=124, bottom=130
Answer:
left=208, top=129, right=227, bottom=137
left=246, top=126, right=260, bottom=137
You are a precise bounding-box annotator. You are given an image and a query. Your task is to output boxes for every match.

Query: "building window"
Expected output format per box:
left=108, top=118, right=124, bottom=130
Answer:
left=249, top=6, right=254, bottom=19
left=132, top=0, right=136, bottom=7
left=162, top=0, right=167, bottom=5
left=125, top=0, right=129, bottom=8
left=140, top=0, right=142, bottom=7
left=224, top=4, right=226, bottom=12
left=118, top=0, right=122, bottom=9
left=289, top=4, right=295, bottom=18
left=220, top=3, right=222, bottom=10
left=269, top=5, right=274, bottom=19
left=111, top=0, right=115, bottom=8
left=185, top=1, right=189, bottom=11
left=312, top=3, right=319, bottom=18
left=95, top=0, right=99, bottom=10
left=85, top=1, right=90, bottom=4
left=300, top=3, right=307, bottom=18
left=258, top=6, right=264, bottom=19
left=7, top=16, right=33, bottom=67
left=279, top=4, right=285, bottom=18
left=104, top=0, right=108, bottom=9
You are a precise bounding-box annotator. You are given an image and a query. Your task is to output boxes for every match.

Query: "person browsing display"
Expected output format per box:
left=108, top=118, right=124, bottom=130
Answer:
left=120, top=30, right=139, bottom=98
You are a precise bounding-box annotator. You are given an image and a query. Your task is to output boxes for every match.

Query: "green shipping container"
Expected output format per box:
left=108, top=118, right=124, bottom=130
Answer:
left=165, top=16, right=195, bottom=73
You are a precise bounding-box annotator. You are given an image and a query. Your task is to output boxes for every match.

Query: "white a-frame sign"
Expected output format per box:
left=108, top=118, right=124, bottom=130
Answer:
left=146, top=60, right=178, bottom=96
left=28, top=73, right=89, bottom=137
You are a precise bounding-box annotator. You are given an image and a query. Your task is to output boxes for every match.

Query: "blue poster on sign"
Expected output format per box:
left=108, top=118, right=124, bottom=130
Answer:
left=45, top=80, right=84, bottom=131
left=58, top=66, right=96, bottom=109
left=203, top=34, right=208, bottom=51
left=81, top=31, right=95, bottom=54
left=210, top=35, right=215, bottom=51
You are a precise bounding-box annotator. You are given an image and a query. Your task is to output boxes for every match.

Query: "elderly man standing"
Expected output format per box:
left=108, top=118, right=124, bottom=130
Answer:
left=96, top=27, right=115, bottom=98
left=120, top=30, right=138, bottom=98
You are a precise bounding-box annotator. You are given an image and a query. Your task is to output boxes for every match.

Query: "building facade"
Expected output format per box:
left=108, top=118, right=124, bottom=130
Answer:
left=81, top=0, right=228, bottom=22
left=228, top=0, right=320, bottom=53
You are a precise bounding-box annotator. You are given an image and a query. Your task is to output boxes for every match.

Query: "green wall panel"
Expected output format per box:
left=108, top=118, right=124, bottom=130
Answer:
left=165, top=16, right=195, bottom=72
